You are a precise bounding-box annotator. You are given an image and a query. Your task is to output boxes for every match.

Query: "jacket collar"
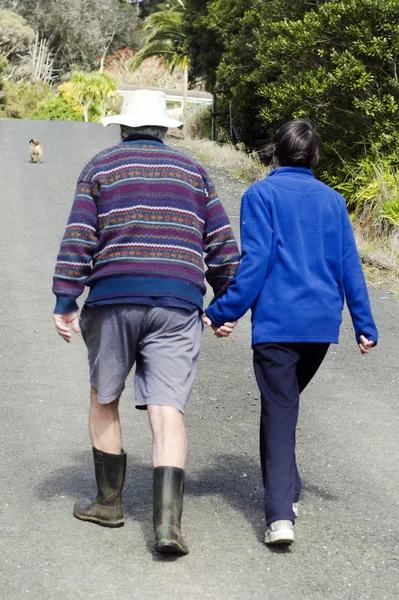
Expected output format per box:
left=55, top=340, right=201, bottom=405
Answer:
left=268, top=166, right=314, bottom=178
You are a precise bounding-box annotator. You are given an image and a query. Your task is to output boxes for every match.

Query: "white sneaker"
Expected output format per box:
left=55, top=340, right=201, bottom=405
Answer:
left=293, top=502, right=299, bottom=518
left=265, top=520, right=294, bottom=545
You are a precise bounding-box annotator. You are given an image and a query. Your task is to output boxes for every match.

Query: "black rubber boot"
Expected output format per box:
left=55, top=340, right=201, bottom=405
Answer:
left=73, top=447, right=127, bottom=528
left=153, top=466, right=189, bottom=555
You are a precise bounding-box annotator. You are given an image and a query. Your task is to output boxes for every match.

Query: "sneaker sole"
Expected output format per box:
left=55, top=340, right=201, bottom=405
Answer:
left=73, top=512, right=124, bottom=528
left=265, top=529, right=295, bottom=545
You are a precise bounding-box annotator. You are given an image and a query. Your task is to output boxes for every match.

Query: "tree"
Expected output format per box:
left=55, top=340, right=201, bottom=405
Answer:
left=70, top=71, right=118, bottom=121
left=185, top=0, right=399, bottom=172
left=1, top=1, right=141, bottom=77
left=132, top=0, right=189, bottom=111
left=0, top=10, right=35, bottom=61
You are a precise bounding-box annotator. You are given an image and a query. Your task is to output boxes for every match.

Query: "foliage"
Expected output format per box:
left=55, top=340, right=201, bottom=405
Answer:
left=135, top=1, right=168, bottom=18
left=13, top=33, right=55, bottom=83
left=30, top=93, right=82, bottom=120
left=184, top=0, right=247, bottom=90
left=1, top=79, right=52, bottom=118
left=104, top=48, right=185, bottom=87
left=183, top=104, right=212, bottom=139
left=0, top=1, right=140, bottom=76
left=334, top=151, right=399, bottom=234
left=57, top=81, right=82, bottom=114
left=185, top=0, right=399, bottom=170
left=0, top=10, right=35, bottom=62
left=0, top=51, right=7, bottom=110
left=69, top=71, right=118, bottom=121
left=132, top=0, right=187, bottom=73
left=381, top=198, right=399, bottom=228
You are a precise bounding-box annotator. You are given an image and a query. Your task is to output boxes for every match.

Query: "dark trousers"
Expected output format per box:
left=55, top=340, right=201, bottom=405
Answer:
left=253, top=342, right=329, bottom=525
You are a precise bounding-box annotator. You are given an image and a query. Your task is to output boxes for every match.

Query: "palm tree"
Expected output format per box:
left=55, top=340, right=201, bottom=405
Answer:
left=92, top=71, right=118, bottom=117
left=71, top=71, right=117, bottom=121
left=131, top=0, right=189, bottom=113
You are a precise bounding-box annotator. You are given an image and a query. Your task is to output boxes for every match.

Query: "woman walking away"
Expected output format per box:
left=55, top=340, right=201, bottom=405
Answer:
left=203, top=120, right=377, bottom=546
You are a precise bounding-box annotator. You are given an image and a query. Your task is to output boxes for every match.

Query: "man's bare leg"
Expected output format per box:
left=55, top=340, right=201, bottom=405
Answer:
left=89, top=386, right=122, bottom=454
left=148, top=405, right=189, bottom=555
left=147, top=405, right=187, bottom=468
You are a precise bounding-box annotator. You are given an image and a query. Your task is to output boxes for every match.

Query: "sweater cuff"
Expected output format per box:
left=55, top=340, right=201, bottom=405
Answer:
left=54, top=296, right=79, bottom=315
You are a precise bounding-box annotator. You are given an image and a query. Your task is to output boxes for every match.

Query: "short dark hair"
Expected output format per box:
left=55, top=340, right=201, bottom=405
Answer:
left=271, top=120, right=321, bottom=168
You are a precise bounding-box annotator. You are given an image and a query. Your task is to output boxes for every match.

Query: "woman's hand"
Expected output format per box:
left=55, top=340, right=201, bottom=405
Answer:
left=358, top=335, right=375, bottom=355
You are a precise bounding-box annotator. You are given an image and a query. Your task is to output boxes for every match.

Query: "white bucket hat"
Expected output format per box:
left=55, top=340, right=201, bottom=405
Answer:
left=102, top=89, right=183, bottom=129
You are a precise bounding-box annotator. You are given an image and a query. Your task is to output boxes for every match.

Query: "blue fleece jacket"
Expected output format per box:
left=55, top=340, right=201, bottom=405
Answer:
left=205, top=167, right=378, bottom=346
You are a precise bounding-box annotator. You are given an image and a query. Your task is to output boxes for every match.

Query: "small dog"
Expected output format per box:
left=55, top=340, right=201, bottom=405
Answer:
left=29, top=139, right=43, bottom=164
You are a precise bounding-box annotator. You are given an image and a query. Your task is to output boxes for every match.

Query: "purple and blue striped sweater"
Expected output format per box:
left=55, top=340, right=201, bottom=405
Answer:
left=53, top=138, right=241, bottom=314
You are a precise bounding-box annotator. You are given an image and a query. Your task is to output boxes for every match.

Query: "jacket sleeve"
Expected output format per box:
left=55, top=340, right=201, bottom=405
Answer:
left=202, top=174, right=241, bottom=295
left=205, top=187, right=273, bottom=326
left=52, top=162, right=99, bottom=314
left=341, top=201, right=378, bottom=344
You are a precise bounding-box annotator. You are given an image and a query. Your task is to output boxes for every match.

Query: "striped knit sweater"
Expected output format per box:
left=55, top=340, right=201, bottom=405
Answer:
left=53, top=138, right=241, bottom=314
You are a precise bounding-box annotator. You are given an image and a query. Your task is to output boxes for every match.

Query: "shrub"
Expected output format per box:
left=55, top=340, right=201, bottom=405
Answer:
left=30, top=94, right=82, bottom=121
left=183, top=104, right=212, bottom=139
left=2, top=80, right=52, bottom=118
left=333, top=151, right=399, bottom=234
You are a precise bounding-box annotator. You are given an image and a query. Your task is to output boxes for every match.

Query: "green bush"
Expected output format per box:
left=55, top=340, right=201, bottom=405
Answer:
left=30, top=94, right=82, bottom=121
left=2, top=80, right=52, bottom=118
left=333, top=151, right=399, bottom=234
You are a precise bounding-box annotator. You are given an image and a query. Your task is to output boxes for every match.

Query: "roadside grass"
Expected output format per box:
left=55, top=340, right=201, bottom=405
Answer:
left=172, top=135, right=269, bottom=183
left=355, top=230, right=399, bottom=296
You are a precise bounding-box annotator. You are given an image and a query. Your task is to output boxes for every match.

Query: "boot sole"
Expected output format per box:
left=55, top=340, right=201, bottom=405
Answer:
left=73, top=512, right=124, bottom=528
left=155, top=540, right=189, bottom=555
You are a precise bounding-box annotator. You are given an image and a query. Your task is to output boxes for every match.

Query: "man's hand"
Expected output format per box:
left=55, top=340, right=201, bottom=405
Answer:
left=359, top=335, right=375, bottom=355
left=202, top=313, right=238, bottom=338
left=53, top=312, right=80, bottom=343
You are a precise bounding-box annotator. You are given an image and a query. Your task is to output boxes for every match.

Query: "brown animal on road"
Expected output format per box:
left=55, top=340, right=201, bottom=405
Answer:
left=29, top=139, right=43, bottom=164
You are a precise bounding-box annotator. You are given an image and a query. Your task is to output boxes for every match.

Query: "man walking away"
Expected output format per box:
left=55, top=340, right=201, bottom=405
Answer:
left=52, top=90, right=240, bottom=555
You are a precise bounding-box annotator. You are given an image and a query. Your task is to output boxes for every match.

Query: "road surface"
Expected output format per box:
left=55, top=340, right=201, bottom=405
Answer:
left=0, top=119, right=398, bottom=600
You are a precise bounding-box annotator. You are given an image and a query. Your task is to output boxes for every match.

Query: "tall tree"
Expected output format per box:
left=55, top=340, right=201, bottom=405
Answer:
left=132, top=0, right=189, bottom=111
left=185, top=0, right=399, bottom=171
left=0, top=10, right=35, bottom=61
left=0, top=0, right=141, bottom=77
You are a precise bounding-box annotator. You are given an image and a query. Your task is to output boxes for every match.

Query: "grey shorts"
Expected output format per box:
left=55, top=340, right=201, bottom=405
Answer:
left=80, top=304, right=203, bottom=413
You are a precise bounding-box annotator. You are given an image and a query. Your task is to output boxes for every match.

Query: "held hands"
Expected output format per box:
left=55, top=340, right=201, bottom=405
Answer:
left=53, top=312, right=80, bottom=343
left=359, top=335, right=375, bottom=355
left=202, top=313, right=238, bottom=338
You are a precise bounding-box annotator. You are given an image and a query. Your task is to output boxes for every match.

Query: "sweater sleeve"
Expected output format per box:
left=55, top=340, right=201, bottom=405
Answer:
left=341, top=201, right=378, bottom=344
left=205, top=187, right=273, bottom=326
left=202, top=174, right=241, bottom=295
left=52, top=162, right=99, bottom=314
